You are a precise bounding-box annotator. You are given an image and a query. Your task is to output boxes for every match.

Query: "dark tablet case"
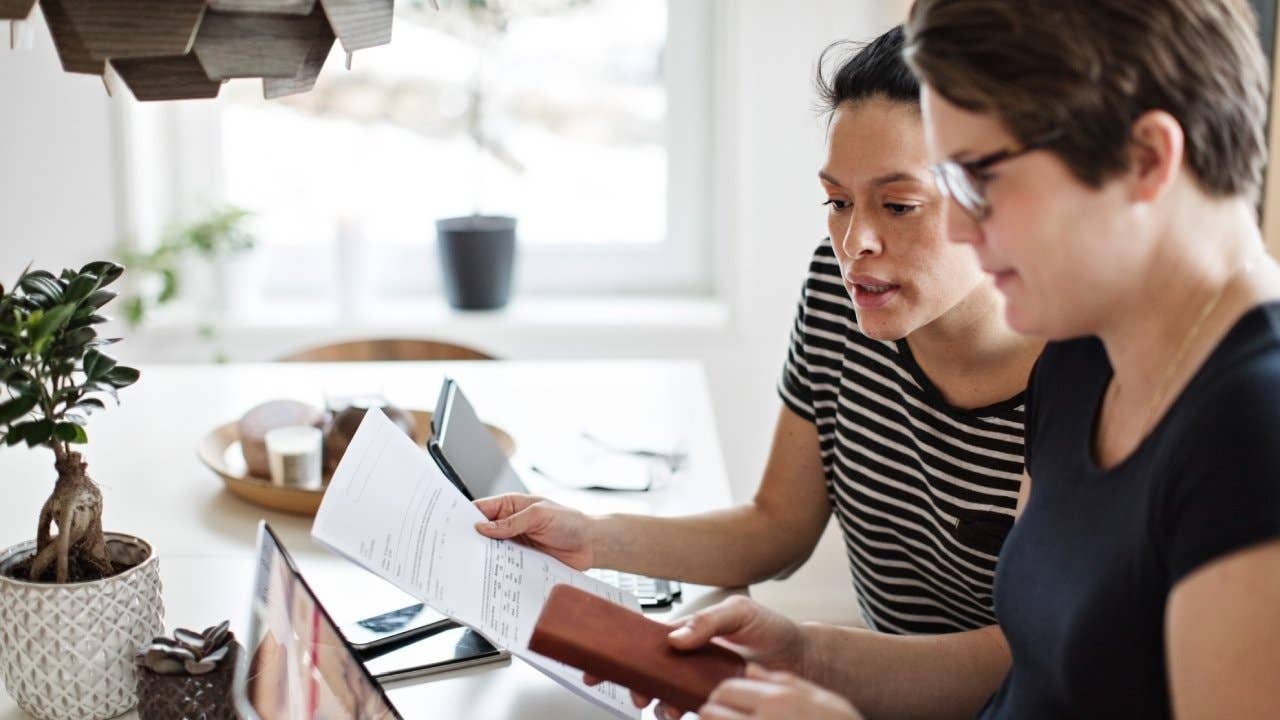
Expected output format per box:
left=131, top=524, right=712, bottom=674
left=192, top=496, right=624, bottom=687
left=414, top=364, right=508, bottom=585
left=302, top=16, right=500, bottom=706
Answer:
left=528, top=584, right=745, bottom=713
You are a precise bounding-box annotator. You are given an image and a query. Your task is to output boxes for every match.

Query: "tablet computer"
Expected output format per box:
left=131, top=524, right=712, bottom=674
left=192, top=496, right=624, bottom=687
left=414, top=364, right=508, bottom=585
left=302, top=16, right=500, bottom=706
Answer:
left=235, top=522, right=404, bottom=720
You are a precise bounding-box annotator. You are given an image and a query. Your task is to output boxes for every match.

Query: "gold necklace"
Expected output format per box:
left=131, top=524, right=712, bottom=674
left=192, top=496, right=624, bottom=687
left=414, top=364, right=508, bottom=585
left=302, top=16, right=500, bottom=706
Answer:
left=1121, top=260, right=1258, bottom=440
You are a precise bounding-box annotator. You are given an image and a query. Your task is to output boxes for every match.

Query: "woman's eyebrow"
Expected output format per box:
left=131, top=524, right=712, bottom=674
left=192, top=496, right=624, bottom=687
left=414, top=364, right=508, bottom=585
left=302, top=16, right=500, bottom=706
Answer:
left=819, top=170, right=927, bottom=188
left=869, top=171, right=924, bottom=187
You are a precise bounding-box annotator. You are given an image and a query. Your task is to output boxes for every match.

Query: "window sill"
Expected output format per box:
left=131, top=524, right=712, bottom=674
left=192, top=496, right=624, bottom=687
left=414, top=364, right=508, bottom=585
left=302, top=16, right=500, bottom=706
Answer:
left=137, top=294, right=732, bottom=337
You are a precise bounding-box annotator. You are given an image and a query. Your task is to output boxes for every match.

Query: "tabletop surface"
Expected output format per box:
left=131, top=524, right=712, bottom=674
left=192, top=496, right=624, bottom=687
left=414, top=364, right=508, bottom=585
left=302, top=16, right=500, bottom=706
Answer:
left=0, top=360, right=738, bottom=720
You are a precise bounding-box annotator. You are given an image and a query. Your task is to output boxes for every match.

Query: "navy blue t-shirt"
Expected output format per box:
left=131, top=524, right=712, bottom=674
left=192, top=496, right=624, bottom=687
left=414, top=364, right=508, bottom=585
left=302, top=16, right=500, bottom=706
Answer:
left=980, top=303, right=1280, bottom=719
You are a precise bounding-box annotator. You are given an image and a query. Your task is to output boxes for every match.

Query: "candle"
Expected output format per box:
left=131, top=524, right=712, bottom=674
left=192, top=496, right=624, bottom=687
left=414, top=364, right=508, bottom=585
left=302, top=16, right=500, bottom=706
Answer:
left=264, top=425, right=324, bottom=489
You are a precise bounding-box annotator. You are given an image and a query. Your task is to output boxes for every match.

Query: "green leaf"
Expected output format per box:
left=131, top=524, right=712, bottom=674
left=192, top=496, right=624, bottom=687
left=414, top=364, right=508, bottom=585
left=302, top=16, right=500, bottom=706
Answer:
left=4, top=426, right=27, bottom=446
left=5, top=374, right=33, bottom=394
left=83, top=349, right=101, bottom=379
left=0, top=392, right=37, bottom=424
left=54, top=422, right=88, bottom=443
left=53, top=385, right=80, bottom=403
left=106, top=365, right=140, bottom=388
left=122, top=296, right=146, bottom=328
left=32, top=303, right=75, bottom=345
left=158, top=268, right=178, bottom=303
left=63, top=274, right=98, bottom=304
left=85, top=379, right=121, bottom=400
left=19, top=272, right=62, bottom=302
left=73, top=398, right=106, bottom=413
left=79, top=261, right=125, bottom=287
left=82, top=290, right=117, bottom=310
left=57, top=326, right=96, bottom=352
left=85, top=350, right=117, bottom=381
left=23, top=419, right=52, bottom=447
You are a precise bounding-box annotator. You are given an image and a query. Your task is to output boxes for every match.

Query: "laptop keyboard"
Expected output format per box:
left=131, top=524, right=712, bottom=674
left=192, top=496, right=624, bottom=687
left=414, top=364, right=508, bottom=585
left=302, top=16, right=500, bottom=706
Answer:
left=586, top=569, right=681, bottom=609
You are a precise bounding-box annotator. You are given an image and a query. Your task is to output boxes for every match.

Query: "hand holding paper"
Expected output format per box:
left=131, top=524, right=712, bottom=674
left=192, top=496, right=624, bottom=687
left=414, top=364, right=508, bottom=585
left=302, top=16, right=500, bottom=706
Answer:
left=311, top=408, right=641, bottom=718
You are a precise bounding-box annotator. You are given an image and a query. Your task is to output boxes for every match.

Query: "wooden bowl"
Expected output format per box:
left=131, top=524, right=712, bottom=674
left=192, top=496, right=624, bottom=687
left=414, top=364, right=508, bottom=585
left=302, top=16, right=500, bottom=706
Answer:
left=197, top=409, right=516, bottom=516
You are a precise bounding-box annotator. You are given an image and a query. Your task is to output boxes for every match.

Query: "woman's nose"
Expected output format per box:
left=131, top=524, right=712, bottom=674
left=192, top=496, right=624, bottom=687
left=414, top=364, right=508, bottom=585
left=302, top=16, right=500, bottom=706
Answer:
left=838, top=213, right=881, bottom=258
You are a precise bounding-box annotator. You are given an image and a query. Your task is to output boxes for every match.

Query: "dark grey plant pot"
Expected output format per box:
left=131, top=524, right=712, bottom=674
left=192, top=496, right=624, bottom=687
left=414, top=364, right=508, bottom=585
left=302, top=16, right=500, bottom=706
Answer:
left=436, top=215, right=517, bottom=310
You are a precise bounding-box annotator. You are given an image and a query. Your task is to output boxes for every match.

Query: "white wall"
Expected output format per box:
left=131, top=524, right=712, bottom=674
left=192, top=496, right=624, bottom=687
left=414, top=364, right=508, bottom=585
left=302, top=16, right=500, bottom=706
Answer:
left=0, top=14, right=120, bottom=274
left=1, top=2, right=901, bottom=623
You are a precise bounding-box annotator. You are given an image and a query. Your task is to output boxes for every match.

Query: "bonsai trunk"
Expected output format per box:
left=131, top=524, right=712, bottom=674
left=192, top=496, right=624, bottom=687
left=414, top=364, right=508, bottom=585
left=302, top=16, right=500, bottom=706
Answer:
left=27, top=441, right=113, bottom=583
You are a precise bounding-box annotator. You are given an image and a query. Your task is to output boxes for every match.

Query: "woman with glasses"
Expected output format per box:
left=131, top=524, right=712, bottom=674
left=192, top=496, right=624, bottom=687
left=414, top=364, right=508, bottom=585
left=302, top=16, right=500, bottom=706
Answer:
left=475, top=22, right=1039, bottom=663
left=625, top=1, right=1280, bottom=719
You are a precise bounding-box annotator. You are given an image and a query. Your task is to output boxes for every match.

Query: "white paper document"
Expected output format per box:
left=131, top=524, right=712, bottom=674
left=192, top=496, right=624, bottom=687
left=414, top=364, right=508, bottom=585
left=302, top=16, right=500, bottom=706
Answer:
left=312, top=409, right=641, bottom=719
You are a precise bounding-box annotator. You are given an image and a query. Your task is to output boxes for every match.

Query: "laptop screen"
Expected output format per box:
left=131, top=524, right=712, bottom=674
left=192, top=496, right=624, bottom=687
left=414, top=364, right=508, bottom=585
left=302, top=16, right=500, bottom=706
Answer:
left=235, top=522, right=402, bottom=720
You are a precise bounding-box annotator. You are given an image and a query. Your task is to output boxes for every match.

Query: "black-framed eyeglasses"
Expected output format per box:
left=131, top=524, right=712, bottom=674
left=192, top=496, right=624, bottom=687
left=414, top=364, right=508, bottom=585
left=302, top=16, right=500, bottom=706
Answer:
left=930, top=130, right=1063, bottom=221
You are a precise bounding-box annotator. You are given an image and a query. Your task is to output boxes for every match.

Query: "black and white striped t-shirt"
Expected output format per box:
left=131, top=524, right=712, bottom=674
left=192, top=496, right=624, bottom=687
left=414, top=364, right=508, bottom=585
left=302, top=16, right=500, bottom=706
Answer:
left=778, top=239, right=1025, bottom=635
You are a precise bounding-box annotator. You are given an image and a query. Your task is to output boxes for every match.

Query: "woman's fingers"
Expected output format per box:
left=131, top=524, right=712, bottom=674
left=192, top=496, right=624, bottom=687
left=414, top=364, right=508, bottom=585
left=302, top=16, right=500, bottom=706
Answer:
left=472, top=493, right=540, bottom=521
left=745, top=662, right=797, bottom=684
left=655, top=702, right=687, bottom=720
left=705, top=677, right=779, bottom=712
left=474, top=502, right=546, bottom=539
left=668, top=596, right=758, bottom=649
left=697, top=705, right=749, bottom=720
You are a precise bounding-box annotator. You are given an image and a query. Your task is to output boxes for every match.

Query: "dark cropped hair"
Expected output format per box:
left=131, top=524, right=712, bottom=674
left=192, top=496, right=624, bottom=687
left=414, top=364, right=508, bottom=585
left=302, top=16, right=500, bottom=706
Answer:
left=816, top=25, right=919, bottom=116
left=903, top=0, right=1269, bottom=199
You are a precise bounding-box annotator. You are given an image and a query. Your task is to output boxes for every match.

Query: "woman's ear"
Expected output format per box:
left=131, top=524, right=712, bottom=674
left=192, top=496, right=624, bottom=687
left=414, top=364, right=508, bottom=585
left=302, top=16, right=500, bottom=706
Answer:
left=1127, top=110, right=1185, bottom=203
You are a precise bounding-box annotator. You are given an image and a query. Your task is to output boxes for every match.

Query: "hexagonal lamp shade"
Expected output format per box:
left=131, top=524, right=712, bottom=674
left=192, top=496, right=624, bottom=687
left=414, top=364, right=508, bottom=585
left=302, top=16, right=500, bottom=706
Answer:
left=2, top=0, right=413, bottom=101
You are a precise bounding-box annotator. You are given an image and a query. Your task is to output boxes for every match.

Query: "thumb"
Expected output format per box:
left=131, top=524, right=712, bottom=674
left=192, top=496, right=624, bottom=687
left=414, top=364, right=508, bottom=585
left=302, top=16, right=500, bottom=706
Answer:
left=473, top=493, right=538, bottom=521
left=668, top=597, right=754, bottom=650
left=474, top=505, right=542, bottom=539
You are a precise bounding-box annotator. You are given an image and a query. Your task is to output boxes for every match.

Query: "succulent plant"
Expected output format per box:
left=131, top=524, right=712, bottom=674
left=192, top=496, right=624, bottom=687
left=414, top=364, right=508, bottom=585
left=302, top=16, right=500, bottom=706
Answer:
left=137, top=621, right=235, bottom=676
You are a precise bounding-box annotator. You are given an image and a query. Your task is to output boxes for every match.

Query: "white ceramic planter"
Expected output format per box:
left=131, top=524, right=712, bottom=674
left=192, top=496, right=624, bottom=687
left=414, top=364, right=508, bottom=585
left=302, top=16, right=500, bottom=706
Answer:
left=0, top=534, right=164, bottom=720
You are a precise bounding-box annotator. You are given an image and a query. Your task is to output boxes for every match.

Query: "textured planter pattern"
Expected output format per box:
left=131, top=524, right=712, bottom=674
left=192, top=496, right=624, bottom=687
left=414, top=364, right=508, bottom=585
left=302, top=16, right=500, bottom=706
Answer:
left=0, top=534, right=164, bottom=720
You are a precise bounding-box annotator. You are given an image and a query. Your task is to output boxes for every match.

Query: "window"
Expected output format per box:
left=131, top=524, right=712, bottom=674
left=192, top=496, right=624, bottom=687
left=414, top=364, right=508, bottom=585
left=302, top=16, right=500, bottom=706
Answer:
left=134, top=0, right=715, bottom=323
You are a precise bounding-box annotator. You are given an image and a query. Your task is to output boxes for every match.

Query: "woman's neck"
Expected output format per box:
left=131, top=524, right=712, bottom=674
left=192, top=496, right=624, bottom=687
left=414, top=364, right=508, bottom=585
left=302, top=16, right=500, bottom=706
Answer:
left=1091, top=195, right=1277, bottom=468
left=1098, top=198, right=1268, bottom=396
left=906, top=280, right=1044, bottom=410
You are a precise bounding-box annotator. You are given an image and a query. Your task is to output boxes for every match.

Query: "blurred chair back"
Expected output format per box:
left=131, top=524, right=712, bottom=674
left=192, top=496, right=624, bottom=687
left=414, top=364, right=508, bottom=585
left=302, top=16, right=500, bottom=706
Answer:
left=279, top=338, right=495, bottom=363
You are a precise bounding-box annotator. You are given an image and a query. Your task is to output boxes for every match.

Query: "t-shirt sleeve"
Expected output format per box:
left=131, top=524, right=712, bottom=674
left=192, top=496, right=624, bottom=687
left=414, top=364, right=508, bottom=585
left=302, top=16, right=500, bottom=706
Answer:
left=777, top=276, right=816, bottom=423
left=1157, top=361, right=1280, bottom=586
left=1021, top=345, right=1056, bottom=467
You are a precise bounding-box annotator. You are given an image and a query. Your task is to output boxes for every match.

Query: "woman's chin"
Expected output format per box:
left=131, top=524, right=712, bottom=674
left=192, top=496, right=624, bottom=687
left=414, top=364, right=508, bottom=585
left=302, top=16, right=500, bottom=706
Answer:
left=855, top=311, right=911, bottom=342
left=1003, top=304, right=1057, bottom=340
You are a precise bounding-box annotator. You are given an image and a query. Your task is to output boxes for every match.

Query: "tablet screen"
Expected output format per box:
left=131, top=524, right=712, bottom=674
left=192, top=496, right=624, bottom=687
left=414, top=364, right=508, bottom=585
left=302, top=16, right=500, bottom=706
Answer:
left=436, top=381, right=527, bottom=499
left=235, top=523, right=402, bottom=720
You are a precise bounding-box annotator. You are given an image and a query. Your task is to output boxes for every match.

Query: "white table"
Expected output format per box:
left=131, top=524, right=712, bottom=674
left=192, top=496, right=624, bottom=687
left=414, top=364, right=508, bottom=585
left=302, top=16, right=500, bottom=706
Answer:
left=0, top=360, right=738, bottom=720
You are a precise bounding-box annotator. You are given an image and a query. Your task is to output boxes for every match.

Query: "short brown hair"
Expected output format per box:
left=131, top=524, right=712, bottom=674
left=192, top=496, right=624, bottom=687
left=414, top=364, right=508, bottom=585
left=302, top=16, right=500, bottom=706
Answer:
left=903, top=0, right=1270, bottom=199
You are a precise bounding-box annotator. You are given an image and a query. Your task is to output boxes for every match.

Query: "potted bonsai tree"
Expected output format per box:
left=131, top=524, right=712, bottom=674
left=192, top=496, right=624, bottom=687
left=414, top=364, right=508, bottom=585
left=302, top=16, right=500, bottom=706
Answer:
left=0, top=262, right=164, bottom=720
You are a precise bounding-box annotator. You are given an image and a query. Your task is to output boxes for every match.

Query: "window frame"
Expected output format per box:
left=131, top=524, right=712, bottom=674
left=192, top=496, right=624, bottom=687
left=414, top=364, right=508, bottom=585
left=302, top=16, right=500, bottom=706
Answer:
left=113, top=0, right=721, bottom=316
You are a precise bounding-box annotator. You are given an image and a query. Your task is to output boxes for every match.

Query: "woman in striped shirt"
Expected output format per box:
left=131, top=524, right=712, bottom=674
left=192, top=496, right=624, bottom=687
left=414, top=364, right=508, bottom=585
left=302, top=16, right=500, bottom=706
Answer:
left=475, top=26, right=1041, bottom=637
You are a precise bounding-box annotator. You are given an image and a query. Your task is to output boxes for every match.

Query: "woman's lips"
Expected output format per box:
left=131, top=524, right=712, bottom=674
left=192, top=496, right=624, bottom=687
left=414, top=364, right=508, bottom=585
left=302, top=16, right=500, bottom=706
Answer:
left=846, top=275, right=901, bottom=310
left=988, top=268, right=1018, bottom=291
